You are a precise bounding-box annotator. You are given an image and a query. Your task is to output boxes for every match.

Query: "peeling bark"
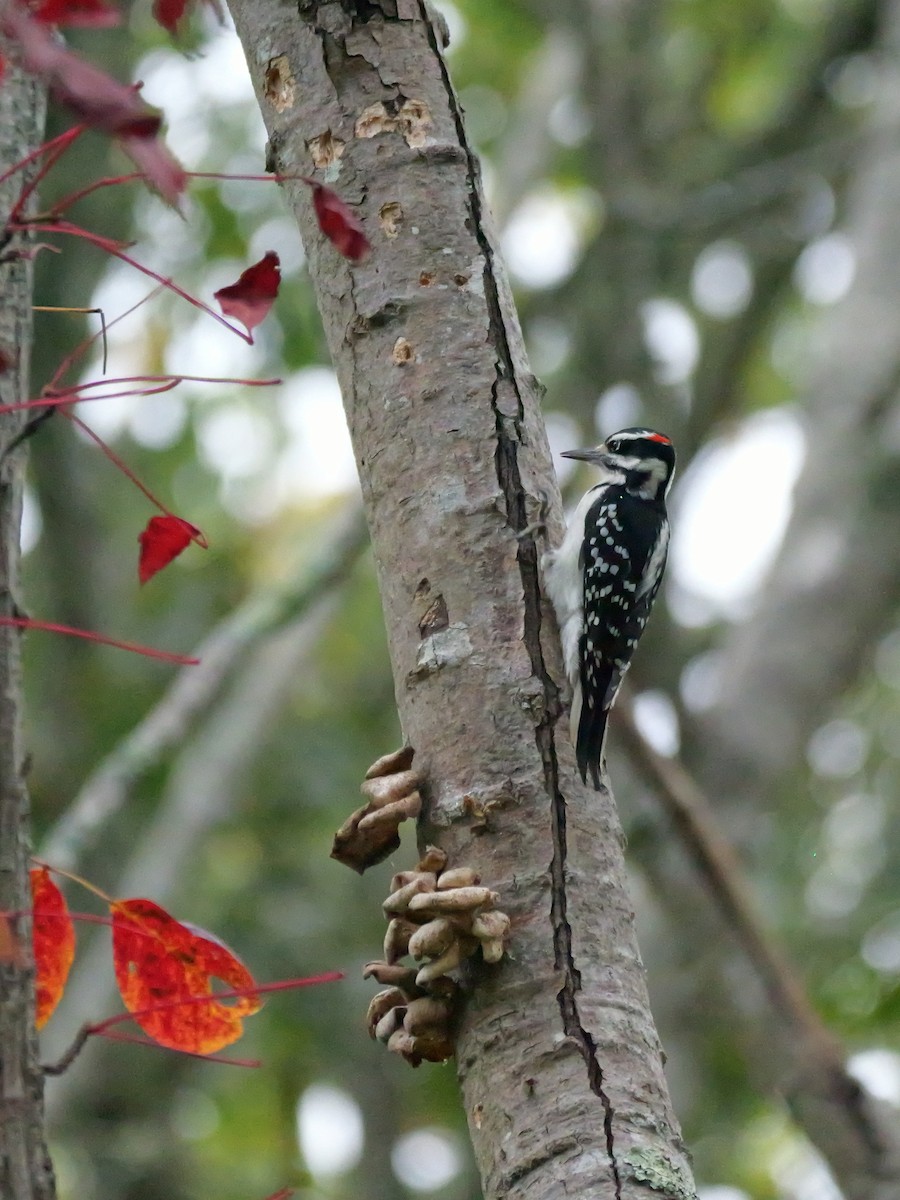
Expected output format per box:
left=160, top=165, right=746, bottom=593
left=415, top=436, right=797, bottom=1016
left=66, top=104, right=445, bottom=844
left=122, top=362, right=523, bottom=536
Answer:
left=0, top=51, right=56, bottom=1200
left=225, top=2, right=695, bottom=1195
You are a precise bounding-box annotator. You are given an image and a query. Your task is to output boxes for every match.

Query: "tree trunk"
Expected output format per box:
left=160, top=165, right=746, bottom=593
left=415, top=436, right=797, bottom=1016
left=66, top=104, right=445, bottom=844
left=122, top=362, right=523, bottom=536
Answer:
left=225, top=3, right=695, bottom=1197
left=0, top=47, right=56, bottom=1200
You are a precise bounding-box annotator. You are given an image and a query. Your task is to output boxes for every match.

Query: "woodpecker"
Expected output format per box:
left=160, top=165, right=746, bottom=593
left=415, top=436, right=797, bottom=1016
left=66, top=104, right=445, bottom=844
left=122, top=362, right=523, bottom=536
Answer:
left=543, top=427, right=675, bottom=789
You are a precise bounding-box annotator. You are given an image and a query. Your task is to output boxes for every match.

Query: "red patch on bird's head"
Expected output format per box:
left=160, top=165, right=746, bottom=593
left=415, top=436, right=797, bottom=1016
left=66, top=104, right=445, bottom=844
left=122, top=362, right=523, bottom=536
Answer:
left=646, top=432, right=671, bottom=444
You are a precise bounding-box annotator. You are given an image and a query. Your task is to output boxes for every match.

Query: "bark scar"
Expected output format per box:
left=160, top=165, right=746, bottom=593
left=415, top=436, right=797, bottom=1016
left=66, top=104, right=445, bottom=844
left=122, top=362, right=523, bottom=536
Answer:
left=417, top=4, right=622, bottom=1194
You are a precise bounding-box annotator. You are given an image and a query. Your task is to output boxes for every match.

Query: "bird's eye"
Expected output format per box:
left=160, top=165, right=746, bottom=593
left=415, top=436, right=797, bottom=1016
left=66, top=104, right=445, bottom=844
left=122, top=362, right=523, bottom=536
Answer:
left=607, top=439, right=620, bottom=453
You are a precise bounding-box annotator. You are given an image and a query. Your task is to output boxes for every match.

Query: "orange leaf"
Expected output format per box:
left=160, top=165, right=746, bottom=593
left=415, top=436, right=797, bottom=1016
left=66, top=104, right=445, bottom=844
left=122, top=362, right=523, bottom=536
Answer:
left=111, top=898, right=261, bottom=1054
left=31, top=866, right=76, bottom=1028
left=138, top=514, right=200, bottom=583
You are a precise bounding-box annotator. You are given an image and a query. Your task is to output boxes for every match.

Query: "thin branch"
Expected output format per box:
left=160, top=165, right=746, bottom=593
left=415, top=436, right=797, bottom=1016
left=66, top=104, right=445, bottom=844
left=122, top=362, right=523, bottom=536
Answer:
left=47, top=285, right=162, bottom=391
left=615, top=693, right=900, bottom=1190
left=32, top=305, right=108, bottom=374
left=39, top=503, right=368, bottom=873
left=615, top=692, right=846, bottom=1059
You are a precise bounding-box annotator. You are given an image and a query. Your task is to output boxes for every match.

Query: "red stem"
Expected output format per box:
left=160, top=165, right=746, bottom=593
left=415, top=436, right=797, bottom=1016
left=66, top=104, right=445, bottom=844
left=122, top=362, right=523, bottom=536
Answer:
left=62, top=410, right=182, bottom=520
left=0, top=616, right=200, bottom=666
left=0, top=382, right=185, bottom=421
left=89, top=972, right=344, bottom=1034
left=13, top=910, right=114, bottom=930
left=0, top=372, right=281, bottom=415
left=62, top=408, right=209, bottom=549
left=0, top=125, right=85, bottom=195
left=18, top=219, right=252, bottom=343
left=92, top=1028, right=262, bottom=1067
left=48, top=168, right=307, bottom=218
left=48, top=171, right=145, bottom=216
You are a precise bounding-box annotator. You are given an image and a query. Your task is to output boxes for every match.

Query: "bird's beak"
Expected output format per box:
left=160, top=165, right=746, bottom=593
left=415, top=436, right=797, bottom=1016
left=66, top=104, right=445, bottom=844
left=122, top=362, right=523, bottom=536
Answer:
left=561, top=447, right=608, bottom=465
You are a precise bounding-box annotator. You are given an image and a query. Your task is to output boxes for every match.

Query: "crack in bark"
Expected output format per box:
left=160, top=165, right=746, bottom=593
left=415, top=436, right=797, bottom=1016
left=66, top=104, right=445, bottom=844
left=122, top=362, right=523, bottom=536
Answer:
left=547, top=771, right=623, bottom=1200
left=302, top=1, right=625, bottom=1185
left=494, top=402, right=623, bottom=1200
left=413, top=8, right=623, bottom=1191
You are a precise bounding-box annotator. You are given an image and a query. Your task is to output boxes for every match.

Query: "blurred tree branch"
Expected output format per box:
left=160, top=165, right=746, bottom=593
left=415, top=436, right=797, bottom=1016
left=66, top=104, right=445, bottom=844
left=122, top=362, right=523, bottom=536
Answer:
left=617, top=694, right=900, bottom=1199
left=40, top=502, right=368, bottom=873
left=691, top=0, right=900, bottom=814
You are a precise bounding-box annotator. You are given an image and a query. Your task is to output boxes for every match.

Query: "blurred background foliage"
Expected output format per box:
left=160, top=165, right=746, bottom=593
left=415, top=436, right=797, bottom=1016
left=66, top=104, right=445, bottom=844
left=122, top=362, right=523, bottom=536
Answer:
left=22, top=0, right=900, bottom=1197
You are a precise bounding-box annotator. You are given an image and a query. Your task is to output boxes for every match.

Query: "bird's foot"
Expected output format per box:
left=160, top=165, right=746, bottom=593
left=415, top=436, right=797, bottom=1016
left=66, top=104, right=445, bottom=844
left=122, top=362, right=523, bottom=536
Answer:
left=517, top=487, right=551, bottom=542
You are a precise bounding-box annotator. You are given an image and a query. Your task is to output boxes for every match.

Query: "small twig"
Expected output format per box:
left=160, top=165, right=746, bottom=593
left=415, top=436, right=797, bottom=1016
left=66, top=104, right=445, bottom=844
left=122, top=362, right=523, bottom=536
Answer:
left=0, top=406, right=55, bottom=462
left=1, top=124, right=85, bottom=214
left=32, top=305, right=108, bottom=373
left=42, top=1022, right=90, bottom=1076
left=16, top=217, right=254, bottom=343
left=48, top=285, right=162, bottom=391
left=62, top=408, right=190, bottom=519
left=41, top=1023, right=261, bottom=1075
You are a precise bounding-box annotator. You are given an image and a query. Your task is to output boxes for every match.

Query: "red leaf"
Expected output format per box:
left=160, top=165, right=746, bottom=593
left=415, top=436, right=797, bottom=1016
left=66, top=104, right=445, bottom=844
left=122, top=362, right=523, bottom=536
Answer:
left=32, top=0, right=120, bottom=27
left=3, top=8, right=149, bottom=132
left=152, top=0, right=188, bottom=33
left=214, top=252, right=281, bottom=339
left=138, top=515, right=200, bottom=584
left=31, top=867, right=76, bottom=1028
left=1, top=7, right=185, bottom=205
left=306, top=181, right=370, bottom=262
left=119, top=133, right=186, bottom=208
left=152, top=0, right=222, bottom=35
left=111, top=898, right=261, bottom=1054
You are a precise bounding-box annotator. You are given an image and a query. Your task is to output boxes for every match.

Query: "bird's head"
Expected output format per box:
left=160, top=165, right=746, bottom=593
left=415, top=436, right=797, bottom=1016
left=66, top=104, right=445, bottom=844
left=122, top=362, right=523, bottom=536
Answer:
left=561, top=427, right=675, bottom=501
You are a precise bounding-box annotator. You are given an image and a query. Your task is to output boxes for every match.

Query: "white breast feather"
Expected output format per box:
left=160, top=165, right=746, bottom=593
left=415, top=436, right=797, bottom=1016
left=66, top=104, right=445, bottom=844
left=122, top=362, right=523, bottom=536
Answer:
left=542, top=486, right=604, bottom=746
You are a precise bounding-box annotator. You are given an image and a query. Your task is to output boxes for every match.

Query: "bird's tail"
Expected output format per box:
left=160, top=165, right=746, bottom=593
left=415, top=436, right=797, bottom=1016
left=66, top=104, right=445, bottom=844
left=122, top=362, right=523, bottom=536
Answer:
left=575, top=697, right=609, bottom=791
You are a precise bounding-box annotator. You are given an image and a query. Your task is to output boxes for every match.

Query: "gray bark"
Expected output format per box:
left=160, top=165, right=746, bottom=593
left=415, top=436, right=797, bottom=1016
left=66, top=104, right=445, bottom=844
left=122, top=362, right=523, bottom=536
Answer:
left=225, top=2, right=696, bottom=1197
left=0, top=49, right=56, bottom=1200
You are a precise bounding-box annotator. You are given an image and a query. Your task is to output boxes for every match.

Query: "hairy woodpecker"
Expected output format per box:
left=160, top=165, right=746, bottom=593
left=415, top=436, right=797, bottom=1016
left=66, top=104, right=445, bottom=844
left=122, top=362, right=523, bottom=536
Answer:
left=543, top=427, right=675, bottom=788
